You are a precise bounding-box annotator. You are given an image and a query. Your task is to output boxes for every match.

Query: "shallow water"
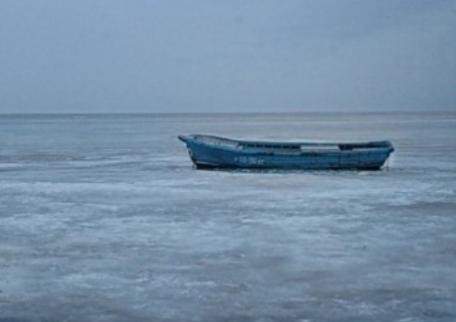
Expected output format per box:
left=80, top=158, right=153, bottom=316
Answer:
left=1, top=113, right=455, bottom=322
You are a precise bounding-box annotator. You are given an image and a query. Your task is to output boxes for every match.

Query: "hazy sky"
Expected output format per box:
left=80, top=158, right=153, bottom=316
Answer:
left=1, top=0, right=455, bottom=113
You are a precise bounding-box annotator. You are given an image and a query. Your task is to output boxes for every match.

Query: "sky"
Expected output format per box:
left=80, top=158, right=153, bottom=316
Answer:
left=0, top=0, right=455, bottom=113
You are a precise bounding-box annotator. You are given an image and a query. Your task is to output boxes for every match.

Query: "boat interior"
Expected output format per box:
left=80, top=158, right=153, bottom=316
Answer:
left=184, top=134, right=392, bottom=153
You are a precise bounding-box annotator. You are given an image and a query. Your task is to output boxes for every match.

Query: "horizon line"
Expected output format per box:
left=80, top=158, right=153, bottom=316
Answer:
left=1, top=110, right=455, bottom=115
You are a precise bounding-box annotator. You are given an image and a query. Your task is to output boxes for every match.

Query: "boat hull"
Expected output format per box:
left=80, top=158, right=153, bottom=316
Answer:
left=179, top=135, right=394, bottom=170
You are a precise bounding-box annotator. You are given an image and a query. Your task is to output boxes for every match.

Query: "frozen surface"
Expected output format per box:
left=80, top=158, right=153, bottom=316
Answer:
left=0, top=113, right=455, bottom=322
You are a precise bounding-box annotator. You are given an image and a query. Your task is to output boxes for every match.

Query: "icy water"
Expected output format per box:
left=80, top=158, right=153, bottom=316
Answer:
left=1, top=113, right=455, bottom=322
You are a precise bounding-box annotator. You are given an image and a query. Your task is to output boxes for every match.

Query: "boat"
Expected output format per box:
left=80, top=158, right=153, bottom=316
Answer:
left=178, top=134, right=394, bottom=170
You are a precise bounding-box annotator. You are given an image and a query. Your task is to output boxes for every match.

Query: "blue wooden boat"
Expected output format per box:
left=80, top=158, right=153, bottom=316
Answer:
left=178, top=134, right=394, bottom=170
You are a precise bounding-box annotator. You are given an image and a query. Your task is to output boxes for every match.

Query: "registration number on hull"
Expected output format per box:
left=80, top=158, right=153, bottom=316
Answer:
left=235, top=156, right=265, bottom=166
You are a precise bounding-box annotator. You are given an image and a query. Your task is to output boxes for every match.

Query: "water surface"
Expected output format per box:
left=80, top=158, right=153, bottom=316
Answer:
left=1, top=113, right=455, bottom=322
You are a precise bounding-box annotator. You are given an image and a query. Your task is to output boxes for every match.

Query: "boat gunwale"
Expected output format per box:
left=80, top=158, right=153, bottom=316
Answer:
left=179, top=134, right=394, bottom=154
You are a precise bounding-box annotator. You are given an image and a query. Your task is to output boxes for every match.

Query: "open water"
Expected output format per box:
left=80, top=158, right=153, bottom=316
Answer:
left=1, top=113, right=455, bottom=322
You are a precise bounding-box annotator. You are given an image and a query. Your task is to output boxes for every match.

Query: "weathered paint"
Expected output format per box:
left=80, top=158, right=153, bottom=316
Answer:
left=178, top=135, right=394, bottom=170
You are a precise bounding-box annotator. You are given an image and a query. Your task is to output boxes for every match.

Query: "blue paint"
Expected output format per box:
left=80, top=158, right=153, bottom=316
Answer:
left=178, top=134, right=394, bottom=170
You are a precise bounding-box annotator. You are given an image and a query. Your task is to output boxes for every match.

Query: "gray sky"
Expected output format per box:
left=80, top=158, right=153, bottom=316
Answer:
left=1, top=0, right=455, bottom=113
